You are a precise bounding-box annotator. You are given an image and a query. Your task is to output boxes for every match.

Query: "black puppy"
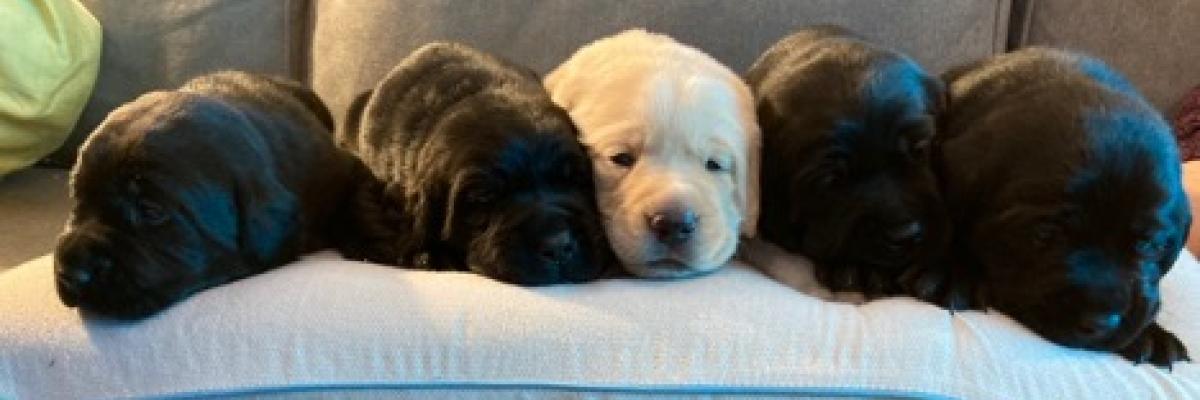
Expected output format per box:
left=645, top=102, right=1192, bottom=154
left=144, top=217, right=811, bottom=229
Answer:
left=910, top=47, right=1190, bottom=367
left=54, top=71, right=362, bottom=319
left=745, top=26, right=947, bottom=297
left=337, top=42, right=609, bottom=285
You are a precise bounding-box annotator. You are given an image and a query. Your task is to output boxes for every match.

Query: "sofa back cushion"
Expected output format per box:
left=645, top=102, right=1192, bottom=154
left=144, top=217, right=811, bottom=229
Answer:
left=1013, top=0, right=1200, bottom=113
left=311, top=0, right=1013, bottom=125
left=47, top=0, right=310, bottom=165
left=53, top=0, right=1012, bottom=166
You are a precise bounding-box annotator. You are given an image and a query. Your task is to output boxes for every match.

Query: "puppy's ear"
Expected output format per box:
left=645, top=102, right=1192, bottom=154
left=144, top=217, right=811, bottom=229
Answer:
left=261, top=74, right=336, bottom=131
left=338, top=90, right=374, bottom=151
left=439, top=172, right=471, bottom=240
left=543, top=66, right=578, bottom=111
left=736, top=94, right=762, bottom=237
left=235, top=167, right=300, bottom=266
left=1163, top=193, right=1192, bottom=273
left=330, top=172, right=404, bottom=263
left=920, top=75, right=948, bottom=117
left=184, top=97, right=302, bottom=266
left=404, top=177, right=448, bottom=246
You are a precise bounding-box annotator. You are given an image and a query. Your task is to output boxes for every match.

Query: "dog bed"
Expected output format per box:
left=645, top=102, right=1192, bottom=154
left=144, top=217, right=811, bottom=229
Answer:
left=1, top=250, right=1198, bottom=399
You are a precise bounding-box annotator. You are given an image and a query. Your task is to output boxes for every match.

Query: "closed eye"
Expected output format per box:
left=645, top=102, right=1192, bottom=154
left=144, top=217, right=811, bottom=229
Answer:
left=907, top=138, right=931, bottom=160
left=137, top=199, right=169, bottom=226
left=466, top=188, right=495, bottom=205
left=811, top=155, right=847, bottom=187
left=609, top=152, right=636, bottom=168
left=1032, top=222, right=1061, bottom=248
left=705, top=158, right=729, bottom=173
left=898, top=118, right=935, bottom=160
left=126, top=175, right=170, bottom=227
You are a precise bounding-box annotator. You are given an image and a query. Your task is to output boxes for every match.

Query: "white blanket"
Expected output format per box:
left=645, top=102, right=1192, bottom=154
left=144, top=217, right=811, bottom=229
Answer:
left=1, top=247, right=1198, bottom=399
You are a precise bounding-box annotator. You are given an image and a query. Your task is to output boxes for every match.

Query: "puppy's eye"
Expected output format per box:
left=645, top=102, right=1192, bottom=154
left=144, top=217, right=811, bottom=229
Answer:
left=467, top=189, right=494, bottom=205
left=138, top=200, right=169, bottom=226
left=814, top=164, right=846, bottom=187
left=908, top=139, right=931, bottom=159
left=1032, top=223, right=1059, bottom=248
left=818, top=171, right=840, bottom=187
left=705, top=158, right=728, bottom=173
left=609, top=152, right=636, bottom=168
left=815, top=153, right=848, bottom=187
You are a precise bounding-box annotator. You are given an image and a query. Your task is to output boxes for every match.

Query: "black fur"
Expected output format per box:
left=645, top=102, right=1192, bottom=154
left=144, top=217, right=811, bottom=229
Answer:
left=746, top=26, right=948, bottom=298
left=54, top=71, right=362, bottom=319
left=337, top=42, right=611, bottom=285
left=909, top=47, right=1191, bottom=367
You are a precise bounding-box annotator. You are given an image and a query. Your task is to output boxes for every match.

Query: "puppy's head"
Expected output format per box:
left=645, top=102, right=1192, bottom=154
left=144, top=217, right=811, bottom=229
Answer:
left=402, top=95, right=609, bottom=285
left=54, top=92, right=298, bottom=319
left=756, top=45, right=947, bottom=279
left=546, top=30, right=760, bottom=278
left=976, top=111, right=1189, bottom=351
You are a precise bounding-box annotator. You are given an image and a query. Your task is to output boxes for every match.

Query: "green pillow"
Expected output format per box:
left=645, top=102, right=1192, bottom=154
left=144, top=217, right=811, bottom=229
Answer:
left=0, top=0, right=101, bottom=176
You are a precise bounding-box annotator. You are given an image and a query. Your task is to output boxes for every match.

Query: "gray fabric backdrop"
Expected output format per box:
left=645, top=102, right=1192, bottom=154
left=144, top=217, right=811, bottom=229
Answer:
left=310, top=0, right=1011, bottom=126
left=1014, top=0, right=1200, bottom=113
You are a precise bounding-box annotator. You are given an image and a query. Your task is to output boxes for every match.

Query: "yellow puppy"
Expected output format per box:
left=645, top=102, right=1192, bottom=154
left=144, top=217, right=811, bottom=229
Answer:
left=545, top=29, right=760, bottom=278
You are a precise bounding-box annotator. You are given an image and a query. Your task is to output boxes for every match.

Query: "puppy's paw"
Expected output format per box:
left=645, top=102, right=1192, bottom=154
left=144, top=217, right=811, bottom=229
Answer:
left=899, top=264, right=984, bottom=311
left=1117, top=323, right=1190, bottom=369
left=816, top=264, right=901, bottom=300
left=817, top=264, right=865, bottom=293
left=861, top=268, right=904, bottom=299
left=899, top=263, right=945, bottom=301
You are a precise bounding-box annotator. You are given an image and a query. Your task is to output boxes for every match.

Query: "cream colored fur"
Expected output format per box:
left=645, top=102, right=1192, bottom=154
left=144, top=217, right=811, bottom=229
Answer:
left=545, top=29, right=760, bottom=278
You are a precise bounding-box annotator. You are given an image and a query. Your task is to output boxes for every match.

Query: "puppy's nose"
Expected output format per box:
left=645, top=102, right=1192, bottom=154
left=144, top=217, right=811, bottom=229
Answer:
left=55, top=253, right=112, bottom=307
left=886, top=221, right=924, bottom=248
left=538, top=230, right=578, bottom=265
left=1077, top=313, right=1123, bottom=339
left=55, top=251, right=111, bottom=291
left=648, top=209, right=698, bottom=246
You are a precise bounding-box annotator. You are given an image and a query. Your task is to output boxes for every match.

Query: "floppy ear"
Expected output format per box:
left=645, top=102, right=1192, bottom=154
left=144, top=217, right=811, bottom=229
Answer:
left=1163, top=191, right=1192, bottom=273
left=339, top=90, right=373, bottom=150
left=439, top=172, right=471, bottom=240
left=179, top=95, right=301, bottom=266
left=736, top=92, right=762, bottom=237
left=235, top=168, right=300, bottom=266
left=330, top=171, right=405, bottom=264
left=921, top=75, right=948, bottom=117
left=543, top=64, right=579, bottom=111
left=403, top=176, right=448, bottom=246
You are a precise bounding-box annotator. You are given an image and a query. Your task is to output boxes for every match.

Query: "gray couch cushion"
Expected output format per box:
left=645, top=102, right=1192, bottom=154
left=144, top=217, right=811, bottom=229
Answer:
left=47, top=0, right=310, bottom=166
left=1015, top=0, right=1200, bottom=113
left=312, top=0, right=1012, bottom=125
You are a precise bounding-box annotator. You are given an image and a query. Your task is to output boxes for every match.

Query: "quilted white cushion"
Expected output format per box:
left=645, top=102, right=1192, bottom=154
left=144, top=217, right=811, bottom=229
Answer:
left=1, top=247, right=1198, bottom=399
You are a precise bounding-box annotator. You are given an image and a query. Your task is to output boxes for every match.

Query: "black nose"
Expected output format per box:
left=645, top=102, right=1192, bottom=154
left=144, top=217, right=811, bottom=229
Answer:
left=538, top=230, right=578, bottom=265
left=648, top=209, right=698, bottom=246
left=1077, top=313, right=1123, bottom=339
left=55, top=251, right=112, bottom=307
left=886, top=221, right=924, bottom=248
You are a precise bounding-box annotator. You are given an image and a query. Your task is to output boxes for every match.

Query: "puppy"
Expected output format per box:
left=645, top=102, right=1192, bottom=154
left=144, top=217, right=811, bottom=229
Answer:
left=545, top=29, right=760, bottom=278
left=337, top=42, right=610, bottom=285
left=54, top=71, right=360, bottom=319
left=745, top=26, right=948, bottom=298
left=912, top=47, right=1191, bottom=367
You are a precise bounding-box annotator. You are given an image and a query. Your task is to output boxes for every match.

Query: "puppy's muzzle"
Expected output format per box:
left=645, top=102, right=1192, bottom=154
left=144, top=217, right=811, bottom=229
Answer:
left=536, top=229, right=579, bottom=266
left=1075, top=312, right=1124, bottom=341
left=647, top=208, right=698, bottom=247
left=54, top=232, right=114, bottom=307
left=883, top=220, right=924, bottom=255
left=1054, top=278, right=1156, bottom=349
